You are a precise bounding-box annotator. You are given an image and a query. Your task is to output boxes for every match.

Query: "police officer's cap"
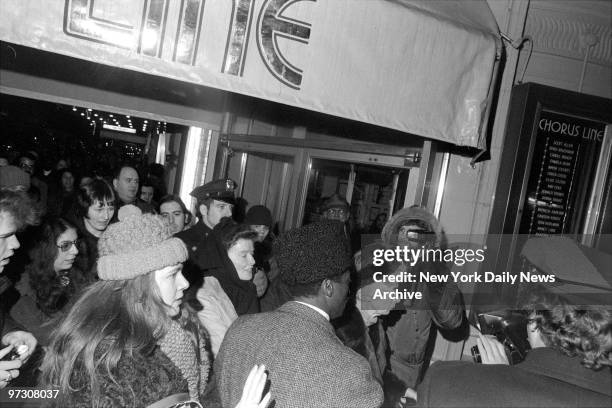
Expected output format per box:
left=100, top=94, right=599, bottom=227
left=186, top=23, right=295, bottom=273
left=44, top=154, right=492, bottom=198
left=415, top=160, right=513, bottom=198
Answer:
left=190, top=178, right=236, bottom=204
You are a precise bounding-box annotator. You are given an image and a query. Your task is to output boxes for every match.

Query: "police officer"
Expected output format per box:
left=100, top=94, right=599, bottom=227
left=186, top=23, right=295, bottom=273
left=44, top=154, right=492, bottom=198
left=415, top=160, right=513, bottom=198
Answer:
left=176, top=179, right=265, bottom=315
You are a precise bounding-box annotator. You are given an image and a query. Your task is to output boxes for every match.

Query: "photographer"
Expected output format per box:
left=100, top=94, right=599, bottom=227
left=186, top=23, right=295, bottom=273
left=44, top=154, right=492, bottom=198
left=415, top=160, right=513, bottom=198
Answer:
left=381, top=206, right=465, bottom=388
left=414, top=237, right=612, bottom=408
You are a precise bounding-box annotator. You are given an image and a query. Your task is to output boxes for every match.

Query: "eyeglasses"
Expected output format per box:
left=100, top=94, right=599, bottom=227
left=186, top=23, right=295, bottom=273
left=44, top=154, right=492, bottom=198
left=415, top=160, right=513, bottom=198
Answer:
left=56, top=240, right=79, bottom=252
left=326, top=208, right=348, bottom=216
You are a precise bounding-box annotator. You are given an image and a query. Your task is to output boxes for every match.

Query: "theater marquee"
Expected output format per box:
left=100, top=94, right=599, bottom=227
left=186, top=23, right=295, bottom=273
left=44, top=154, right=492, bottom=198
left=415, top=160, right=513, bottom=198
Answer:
left=1, top=0, right=501, bottom=148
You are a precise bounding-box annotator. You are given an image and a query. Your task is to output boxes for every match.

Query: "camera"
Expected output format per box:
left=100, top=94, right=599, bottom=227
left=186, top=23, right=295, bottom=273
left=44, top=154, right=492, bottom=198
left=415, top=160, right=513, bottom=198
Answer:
left=471, top=310, right=530, bottom=365
left=1, top=344, right=29, bottom=361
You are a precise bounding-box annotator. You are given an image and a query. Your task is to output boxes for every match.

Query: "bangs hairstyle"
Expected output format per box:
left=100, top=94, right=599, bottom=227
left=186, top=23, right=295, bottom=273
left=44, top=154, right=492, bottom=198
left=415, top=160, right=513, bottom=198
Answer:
left=39, top=271, right=175, bottom=407
left=27, top=218, right=91, bottom=315
left=76, top=178, right=116, bottom=219
left=523, top=293, right=612, bottom=370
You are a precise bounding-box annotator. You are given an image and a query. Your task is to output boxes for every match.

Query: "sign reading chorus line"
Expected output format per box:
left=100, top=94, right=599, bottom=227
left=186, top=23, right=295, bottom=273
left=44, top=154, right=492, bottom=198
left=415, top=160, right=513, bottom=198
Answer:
left=65, top=0, right=313, bottom=89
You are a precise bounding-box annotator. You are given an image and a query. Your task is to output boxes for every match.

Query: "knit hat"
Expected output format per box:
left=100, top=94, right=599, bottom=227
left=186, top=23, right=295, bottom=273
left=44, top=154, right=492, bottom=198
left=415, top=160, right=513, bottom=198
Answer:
left=97, top=205, right=188, bottom=280
left=245, top=205, right=273, bottom=228
left=274, top=221, right=352, bottom=286
left=0, top=165, right=30, bottom=191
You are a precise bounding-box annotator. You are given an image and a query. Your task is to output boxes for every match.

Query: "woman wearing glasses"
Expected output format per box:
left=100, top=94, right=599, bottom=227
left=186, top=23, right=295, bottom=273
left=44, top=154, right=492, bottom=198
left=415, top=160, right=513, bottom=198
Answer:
left=10, top=218, right=93, bottom=345
left=40, top=207, right=270, bottom=408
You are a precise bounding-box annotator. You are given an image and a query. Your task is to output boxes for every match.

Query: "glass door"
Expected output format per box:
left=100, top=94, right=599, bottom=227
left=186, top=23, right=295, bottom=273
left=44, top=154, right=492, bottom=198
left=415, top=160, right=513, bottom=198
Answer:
left=221, top=141, right=303, bottom=232
left=299, top=149, right=420, bottom=230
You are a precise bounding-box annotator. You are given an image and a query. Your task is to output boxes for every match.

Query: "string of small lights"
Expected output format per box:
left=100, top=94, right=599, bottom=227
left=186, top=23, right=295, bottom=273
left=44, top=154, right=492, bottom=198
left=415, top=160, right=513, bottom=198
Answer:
left=70, top=105, right=167, bottom=137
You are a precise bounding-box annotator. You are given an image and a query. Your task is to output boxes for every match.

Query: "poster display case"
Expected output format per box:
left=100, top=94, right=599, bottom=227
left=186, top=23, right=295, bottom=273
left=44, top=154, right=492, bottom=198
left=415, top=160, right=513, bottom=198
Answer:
left=480, top=83, right=612, bottom=306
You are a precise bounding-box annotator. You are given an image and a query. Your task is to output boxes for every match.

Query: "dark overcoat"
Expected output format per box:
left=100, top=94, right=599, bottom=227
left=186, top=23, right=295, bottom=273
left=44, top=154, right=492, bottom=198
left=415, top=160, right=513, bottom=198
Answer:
left=417, top=347, right=612, bottom=408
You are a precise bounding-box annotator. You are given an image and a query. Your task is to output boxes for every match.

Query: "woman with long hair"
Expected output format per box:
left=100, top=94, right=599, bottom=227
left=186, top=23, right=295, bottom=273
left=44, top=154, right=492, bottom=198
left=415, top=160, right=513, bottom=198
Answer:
left=47, top=168, right=78, bottom=218
left=11, top=217, right=92, bottom=345
left=40, top=207, right=269, bottom=408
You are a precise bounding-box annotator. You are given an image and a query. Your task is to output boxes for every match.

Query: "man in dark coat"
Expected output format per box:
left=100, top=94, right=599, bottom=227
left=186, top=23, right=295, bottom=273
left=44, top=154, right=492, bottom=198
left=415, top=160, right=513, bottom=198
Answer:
left=381, top=206, right=465, bottom=388
left=216, top=221, right=384, bottom=408
left=111, top=165, right=155, bottom=219
left=417, top=346, right=611, bottom=408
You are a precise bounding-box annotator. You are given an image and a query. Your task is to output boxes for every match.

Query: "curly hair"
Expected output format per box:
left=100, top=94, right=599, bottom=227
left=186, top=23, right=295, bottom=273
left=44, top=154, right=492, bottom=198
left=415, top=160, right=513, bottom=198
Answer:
left=0, top=190, right=40, bottom=229
left=26, top=218, right=93, bottom=316
left=524, top=292, right=612, bottom=370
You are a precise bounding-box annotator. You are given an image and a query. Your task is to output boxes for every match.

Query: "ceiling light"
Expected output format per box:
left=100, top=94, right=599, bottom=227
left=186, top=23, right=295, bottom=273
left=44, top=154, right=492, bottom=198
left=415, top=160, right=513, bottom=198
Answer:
left=103, top=124, right=136, bottom=134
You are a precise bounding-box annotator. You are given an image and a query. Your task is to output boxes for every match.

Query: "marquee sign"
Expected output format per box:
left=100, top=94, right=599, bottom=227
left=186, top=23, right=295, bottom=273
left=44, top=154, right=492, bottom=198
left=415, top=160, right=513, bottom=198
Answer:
left=1, top=0, right=501, bottom=147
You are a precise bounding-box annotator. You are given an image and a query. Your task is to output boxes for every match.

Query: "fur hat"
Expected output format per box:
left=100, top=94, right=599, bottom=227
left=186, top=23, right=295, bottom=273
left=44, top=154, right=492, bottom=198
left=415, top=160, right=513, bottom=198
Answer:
left=381, top=206, right=444, bottom=248
left=245, top=205, right=273, bottom=228
left=274, top=221, right=352, bottom=286
left=0, top=165, right=31, bottom=191
left=322, top=194, right=349, bottom=212
left=97, top=205, right=188, bottom=280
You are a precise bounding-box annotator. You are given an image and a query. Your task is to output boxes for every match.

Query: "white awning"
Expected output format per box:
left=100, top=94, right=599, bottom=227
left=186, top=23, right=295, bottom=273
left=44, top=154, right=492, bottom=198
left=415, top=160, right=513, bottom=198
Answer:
left=0, top=0, right=501, bottom=148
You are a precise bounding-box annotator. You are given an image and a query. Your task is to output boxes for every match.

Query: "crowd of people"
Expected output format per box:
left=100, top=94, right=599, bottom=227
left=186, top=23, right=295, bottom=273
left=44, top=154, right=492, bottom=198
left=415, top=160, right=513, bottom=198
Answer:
left=0, top=150, right=610, bottom=408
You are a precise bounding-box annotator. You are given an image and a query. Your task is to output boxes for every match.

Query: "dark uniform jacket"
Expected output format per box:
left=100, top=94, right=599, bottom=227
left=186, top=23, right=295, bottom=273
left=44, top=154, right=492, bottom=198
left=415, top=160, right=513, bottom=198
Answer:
left=417, top=347, right=612, bottom=408
left=176, top=221, right=258, bottom=315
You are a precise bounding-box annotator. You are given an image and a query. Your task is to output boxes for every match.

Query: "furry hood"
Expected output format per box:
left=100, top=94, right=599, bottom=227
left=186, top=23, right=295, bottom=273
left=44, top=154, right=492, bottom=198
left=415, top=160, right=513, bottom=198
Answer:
left=381, top=206, right=445, bottom=248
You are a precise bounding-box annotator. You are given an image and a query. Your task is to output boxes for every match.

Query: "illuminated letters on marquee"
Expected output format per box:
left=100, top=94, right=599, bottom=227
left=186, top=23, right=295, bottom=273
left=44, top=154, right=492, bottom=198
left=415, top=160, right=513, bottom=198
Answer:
left=63, top=0, right=314, bottom=89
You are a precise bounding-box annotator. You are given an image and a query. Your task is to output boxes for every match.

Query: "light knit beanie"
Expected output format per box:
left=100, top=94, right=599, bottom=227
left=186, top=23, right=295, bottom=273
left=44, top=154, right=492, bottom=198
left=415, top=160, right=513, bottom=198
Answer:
left=97, top=205, right=188, bottom=280
left=0, top=165, right=31, bottom=190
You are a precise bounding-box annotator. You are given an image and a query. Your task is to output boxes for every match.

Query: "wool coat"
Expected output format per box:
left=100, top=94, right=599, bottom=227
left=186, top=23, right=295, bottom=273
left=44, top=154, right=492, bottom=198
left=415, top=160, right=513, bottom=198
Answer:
left=416, top=347, right=612, bottom=408
left=216, top=301, right=384, bottom=408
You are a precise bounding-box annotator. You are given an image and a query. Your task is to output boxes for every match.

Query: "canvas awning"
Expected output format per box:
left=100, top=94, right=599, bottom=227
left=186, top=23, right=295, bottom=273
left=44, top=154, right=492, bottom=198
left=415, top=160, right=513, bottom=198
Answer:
left=0, top=0, right=501, bottom=148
